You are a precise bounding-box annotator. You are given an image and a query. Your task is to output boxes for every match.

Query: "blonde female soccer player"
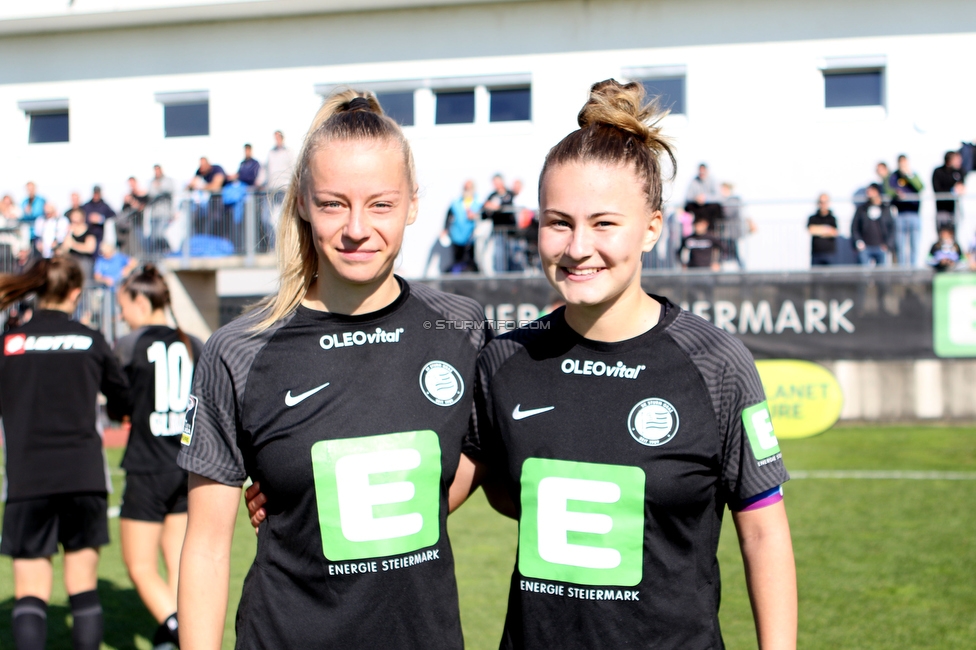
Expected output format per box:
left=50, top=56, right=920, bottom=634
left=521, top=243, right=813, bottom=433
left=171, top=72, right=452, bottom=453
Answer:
left=177, top=91, right=487, bottom=649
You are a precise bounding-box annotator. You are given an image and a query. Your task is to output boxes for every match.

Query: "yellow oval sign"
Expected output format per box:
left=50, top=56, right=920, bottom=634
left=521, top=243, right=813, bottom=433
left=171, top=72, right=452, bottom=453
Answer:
left=754, top=360, right=843, bottom=439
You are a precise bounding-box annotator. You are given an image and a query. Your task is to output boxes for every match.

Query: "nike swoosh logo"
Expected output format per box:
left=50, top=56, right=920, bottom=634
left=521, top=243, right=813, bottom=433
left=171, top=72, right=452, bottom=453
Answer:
left=284, top=383, right=330, bottom=407
left=512, top=404, right=555, bottom=420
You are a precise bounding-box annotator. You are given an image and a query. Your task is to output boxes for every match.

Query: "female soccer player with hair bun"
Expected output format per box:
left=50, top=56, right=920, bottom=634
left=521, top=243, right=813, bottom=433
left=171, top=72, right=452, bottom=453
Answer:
left=115, top=263, right=203, bottom=648
left=177, top=90, right=488, bottom=649
left=461, top=79, right=797, bottom=649
left=0, top=256, right=131, bottom=650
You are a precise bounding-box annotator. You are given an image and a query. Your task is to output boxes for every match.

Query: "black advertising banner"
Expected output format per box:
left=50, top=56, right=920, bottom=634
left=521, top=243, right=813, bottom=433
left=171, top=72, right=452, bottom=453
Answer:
left=419, top=269, right=936, bottom=360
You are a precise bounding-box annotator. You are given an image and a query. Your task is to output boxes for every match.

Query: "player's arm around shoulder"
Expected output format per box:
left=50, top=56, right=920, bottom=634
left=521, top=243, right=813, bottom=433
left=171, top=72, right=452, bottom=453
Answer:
left=448, top=453, right=517, bottom=518
left=179, top=473, right=242, bottom=650
left=732, top=501, right=797, bottom=650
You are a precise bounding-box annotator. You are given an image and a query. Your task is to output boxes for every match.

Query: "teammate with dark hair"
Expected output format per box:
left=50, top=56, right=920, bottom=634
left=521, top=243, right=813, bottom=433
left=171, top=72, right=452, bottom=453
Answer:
left=177, top=90, right=487, bottom=648
left=115, top=264, right=203, bottom=649
left=0, top=256, right=131, bottom=650
left=459, top=80, right=797, bottom=649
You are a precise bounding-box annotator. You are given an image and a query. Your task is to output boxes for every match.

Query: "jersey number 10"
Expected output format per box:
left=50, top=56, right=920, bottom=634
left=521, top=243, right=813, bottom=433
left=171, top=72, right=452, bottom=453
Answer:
left=147, top=341, right=193, bottom=415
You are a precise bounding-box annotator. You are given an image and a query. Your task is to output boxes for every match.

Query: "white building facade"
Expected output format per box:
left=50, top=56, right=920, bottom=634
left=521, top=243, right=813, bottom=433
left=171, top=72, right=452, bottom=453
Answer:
left=2, top=0, right=975, bottom=275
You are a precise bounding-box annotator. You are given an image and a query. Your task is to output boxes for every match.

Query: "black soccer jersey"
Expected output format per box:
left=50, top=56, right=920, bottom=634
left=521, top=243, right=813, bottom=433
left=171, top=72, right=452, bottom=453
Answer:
left=0, top=310, right=130, bottom=502
left=178, top=279, right=487, bottom=649
left=116, top=326, right=203, bottom=474
left=465, top=299, right=789, bottom=650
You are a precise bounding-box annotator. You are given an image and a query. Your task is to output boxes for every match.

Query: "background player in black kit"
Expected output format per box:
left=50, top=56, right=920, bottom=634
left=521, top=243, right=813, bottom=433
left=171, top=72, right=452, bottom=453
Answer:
left=177, top=91, right=488, bottom=649
left=115, top=264, right=203, bottom=649
left=0, top=257, right=131, bottom=650
left=458, top=80, right=797, bottom=649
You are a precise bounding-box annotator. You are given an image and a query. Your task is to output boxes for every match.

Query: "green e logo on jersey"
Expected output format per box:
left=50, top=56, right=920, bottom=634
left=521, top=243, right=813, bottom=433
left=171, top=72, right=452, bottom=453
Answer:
left=743, top=401, right=781, bottom=461
left=519, top=458, right=645, bottom=587
left=311, top=430, right=441, bottom=561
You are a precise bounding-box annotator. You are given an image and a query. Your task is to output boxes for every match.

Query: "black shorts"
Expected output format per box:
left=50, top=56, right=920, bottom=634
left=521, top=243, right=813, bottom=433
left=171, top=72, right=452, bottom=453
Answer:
left=1, top=492, right=109, bottom=559
left=120, top=471, right=188, bottom=522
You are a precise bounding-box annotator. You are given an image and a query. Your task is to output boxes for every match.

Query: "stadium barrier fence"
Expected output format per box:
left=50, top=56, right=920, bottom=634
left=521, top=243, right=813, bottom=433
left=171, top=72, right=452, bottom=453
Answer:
left=431, top=192, right=974, bottom=276
left=2, top=190, right=971, bottom=276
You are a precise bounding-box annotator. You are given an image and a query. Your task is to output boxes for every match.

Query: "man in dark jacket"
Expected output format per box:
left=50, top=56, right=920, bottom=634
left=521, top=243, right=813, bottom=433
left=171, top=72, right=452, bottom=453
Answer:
left=932, top=151, right=965, bottom=232
left=229, top=144, right=261, bottom=187
left=807, top=193, right=839, bottom=266
left=82, top=185, right=117, bottom=249
left=851, top=183, right=894, bottom=267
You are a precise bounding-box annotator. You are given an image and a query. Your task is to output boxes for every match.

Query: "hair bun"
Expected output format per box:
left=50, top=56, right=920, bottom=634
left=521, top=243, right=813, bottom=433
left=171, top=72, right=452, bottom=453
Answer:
left=339, top=93, right=383, bottom=115
left=577, top=79, right=668, bottom=151
left=346, top=96, right=372, bottom=112
left=541, top=78, right=676, bottom=213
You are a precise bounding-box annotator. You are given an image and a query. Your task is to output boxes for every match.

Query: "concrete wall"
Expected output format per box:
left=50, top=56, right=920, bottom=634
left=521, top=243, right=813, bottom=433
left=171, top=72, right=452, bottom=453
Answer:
left=2, top=0, right=976, bottom=276
left=827, top=359, right=976, bottom=421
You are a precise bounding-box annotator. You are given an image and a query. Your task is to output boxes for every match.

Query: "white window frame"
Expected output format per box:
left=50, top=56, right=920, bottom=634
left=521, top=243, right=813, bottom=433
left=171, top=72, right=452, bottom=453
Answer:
left=486, top=84, right=532, bottom=123
left=315, top=74, right=532, bottom=128
left=155, top=90, right=211, bottom=138
left=819, top=55, right=886, bottom=115
left=18, top=99, right=70, bottom=144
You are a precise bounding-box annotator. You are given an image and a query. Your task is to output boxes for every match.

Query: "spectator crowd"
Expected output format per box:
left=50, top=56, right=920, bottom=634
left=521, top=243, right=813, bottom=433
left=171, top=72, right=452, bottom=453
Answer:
left=806, top=149, right=975, bottom=271
left=0, top=131, right=296, bottom=280
left=435, top=173, right=537, bottom=275
left=5, top=137, right=976, bottom=279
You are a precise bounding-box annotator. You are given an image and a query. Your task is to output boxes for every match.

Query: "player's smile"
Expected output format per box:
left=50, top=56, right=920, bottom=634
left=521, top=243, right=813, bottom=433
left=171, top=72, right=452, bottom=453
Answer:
left=559, top=266, right=606, bottom=281
left=336, top=246, right=378, bottom=262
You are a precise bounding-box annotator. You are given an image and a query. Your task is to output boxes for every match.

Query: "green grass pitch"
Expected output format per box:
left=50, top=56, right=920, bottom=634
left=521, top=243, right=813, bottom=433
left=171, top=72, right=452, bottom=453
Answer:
left=2, top=424, right=974, bottom=649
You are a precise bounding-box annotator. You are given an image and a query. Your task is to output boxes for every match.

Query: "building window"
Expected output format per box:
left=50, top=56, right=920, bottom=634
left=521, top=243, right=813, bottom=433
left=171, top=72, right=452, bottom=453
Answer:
left=489, top=87, right=531, bottom=122
left=623, top=66, right=688, bottom=116
left=824, top=70, right=883, bottom=108
left=164, top=102, right=209, bottom=137
left=155, top=91, right=210, bottom=137
left=18, top=100, right=70, bottom=144
left=435, top=90, right=475, bottom=124
left=318, top=75, right=530, bottom=127
left=376, top=91, right=415, bottom=126
left=639, top=77, right=685, bottom=115
left=29, top=111, right=70, bottom=143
